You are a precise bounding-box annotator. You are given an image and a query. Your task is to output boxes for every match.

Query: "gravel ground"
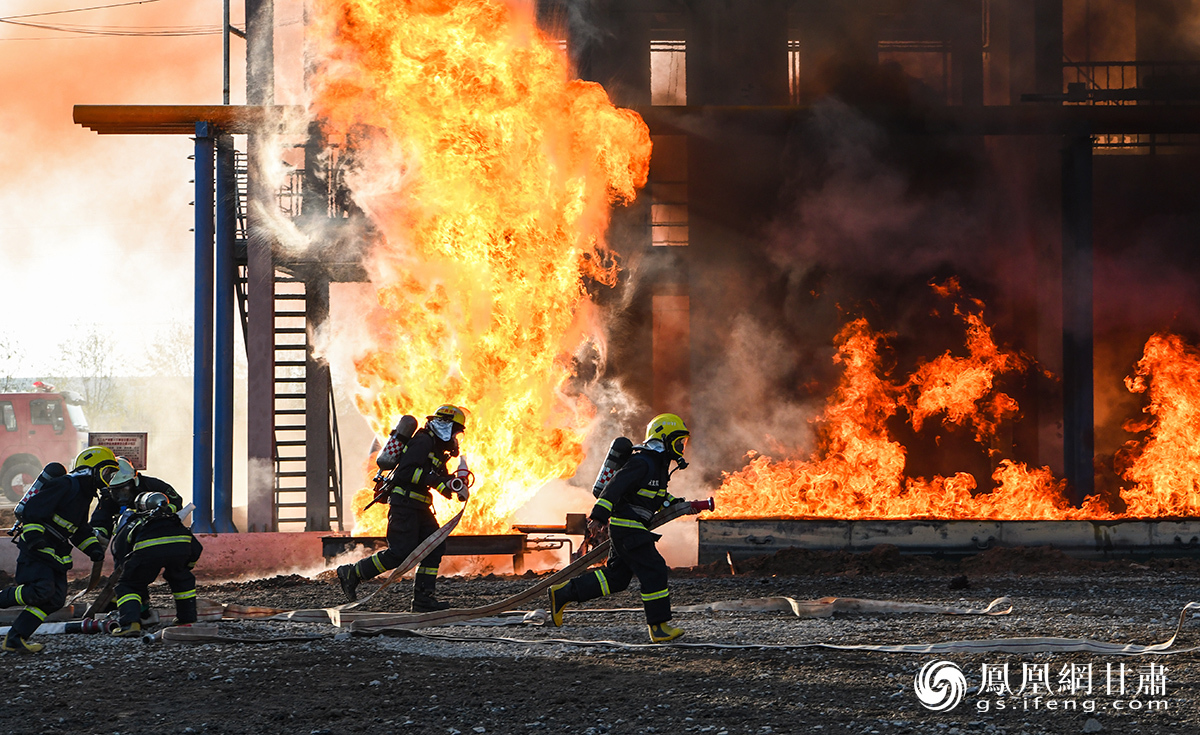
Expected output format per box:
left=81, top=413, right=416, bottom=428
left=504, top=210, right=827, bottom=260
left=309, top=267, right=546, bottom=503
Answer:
left=2, top=548, right=1198, bottom=734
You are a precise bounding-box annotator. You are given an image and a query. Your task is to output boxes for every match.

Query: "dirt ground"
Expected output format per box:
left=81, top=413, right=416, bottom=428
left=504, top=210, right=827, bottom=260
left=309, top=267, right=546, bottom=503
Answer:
left=2, top=547, right=1199, bottom=735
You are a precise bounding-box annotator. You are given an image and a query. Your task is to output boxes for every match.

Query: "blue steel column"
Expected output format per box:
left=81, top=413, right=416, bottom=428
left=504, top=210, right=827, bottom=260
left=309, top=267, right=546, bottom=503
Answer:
left=213, top=133, right=238, bottom=532
left=191, top=122, right=215, bottom=533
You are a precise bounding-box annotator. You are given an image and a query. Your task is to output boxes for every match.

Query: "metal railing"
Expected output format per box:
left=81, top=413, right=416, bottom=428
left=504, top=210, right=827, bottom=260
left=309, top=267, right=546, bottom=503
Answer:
left=1062, top=60, right=1200, bottom=105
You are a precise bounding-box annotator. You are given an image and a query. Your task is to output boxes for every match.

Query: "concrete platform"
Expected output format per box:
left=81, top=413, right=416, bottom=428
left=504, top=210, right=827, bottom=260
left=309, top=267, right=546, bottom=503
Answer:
left=698, top=518, right=1200, bottom=563
left=0, top=532, right=331, bottom=582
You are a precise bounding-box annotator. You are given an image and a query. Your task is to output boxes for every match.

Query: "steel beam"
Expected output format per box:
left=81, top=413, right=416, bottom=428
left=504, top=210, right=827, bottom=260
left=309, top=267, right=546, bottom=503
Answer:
left=636, top=105, right=1200, bottom=137
left=245, top=0, right=278, bottom=532
left=73, top=105, right=302, bottom=135
left=191, top=122, right=216, bottom=534
left=1061, top=131, right=1094, bottom=504
left=305, top=278, right=331, bottom=532
left=213, top=134, right=238, bottom=533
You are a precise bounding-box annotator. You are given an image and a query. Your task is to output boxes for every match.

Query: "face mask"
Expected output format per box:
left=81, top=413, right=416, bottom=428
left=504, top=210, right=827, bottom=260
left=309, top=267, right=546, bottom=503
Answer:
left=110, top=481, right=136, bottom=508
left=430, top=419, right=455, bottom=442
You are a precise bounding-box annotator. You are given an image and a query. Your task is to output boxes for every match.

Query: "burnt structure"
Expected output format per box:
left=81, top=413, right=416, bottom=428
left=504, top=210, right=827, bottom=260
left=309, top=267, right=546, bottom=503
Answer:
left=96, top=2, right=1197, bottom=532
left=531, top=0, right=1200, bottom=510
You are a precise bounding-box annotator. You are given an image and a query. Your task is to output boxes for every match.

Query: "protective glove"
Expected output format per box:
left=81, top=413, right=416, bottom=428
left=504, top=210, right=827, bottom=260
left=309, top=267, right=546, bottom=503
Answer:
left=86, top=544, right=106, bottom=563
left=585, top=518, right=609, bottom=547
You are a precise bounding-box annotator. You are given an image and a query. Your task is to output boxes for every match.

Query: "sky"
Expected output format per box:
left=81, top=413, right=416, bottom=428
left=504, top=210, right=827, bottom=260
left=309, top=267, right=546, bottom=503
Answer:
left=0, top=0, right=303, bottom=376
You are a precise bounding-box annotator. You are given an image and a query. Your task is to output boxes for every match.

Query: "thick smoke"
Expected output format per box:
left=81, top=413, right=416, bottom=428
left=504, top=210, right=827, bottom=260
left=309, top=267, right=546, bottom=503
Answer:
left=0, top=1, right=258, bottom=502
left=589, top=9, right=1200, bottom=505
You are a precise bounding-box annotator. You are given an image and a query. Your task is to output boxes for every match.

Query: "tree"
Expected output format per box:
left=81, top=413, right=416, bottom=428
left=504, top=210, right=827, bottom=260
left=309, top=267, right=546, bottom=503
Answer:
left=0, top=333, right=26, bottom=391
left=48, top=325, right=126, bottom=426
left=144, top=321, right=194, bottom=377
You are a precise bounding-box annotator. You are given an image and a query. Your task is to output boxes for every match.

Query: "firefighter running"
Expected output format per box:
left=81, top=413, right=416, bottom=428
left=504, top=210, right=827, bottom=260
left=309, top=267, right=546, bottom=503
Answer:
left=337, top=404, right=472, bottom=612
left=548, top=413, right=700, bottom=643
left=92, top=458, right=202, bottom=637
left=0, top=447, right=115, bottom=653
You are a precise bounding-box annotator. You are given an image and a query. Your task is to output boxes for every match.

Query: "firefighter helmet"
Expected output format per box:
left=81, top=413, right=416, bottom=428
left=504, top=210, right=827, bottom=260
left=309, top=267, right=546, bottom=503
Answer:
left=108, top=457, right=140, bottom=505
left=135, top=491, right=169, bottom=513
left=426, top=404, right=468, bottom=442
left=73, top=446, right=120, bottom=487
left=645, top=413, right=690, bottom=459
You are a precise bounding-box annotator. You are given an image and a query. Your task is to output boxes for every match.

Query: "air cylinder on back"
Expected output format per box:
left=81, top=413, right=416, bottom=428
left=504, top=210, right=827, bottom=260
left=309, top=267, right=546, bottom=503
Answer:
left=376, top=415, right=418, bottom=470
left=591, top=436, right=633, bottom=498
left=14, top=462, right=67, bottom=520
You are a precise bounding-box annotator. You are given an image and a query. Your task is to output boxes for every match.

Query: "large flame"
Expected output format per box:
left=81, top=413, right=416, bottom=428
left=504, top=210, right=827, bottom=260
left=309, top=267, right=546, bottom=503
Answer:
left=1117, top=333, right=1200, bottom=516
left=714, top=287, right=1116, bottom=520
left=309, top=0, right=650, bottom=534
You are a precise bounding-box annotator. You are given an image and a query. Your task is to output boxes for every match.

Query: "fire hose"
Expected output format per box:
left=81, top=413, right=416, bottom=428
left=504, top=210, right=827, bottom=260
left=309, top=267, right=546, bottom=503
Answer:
left=110, top=496, right=1200, bottom=655
left=335, top=499, right=704, bottom=630
left=362, top=602, right=1200, bottom=655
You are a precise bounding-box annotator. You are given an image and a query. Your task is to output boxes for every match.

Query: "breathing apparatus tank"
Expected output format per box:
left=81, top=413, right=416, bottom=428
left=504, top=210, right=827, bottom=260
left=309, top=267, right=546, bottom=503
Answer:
left=13, top=462, right=68, bottom=521
left=591, top=436, right=634, bottom=498
left=376, top=415, right=418, bottom=470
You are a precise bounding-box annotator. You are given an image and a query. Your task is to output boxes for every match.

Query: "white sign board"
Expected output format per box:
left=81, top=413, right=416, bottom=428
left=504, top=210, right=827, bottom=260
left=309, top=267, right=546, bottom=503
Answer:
left=87, top=432, right=149, bottom=470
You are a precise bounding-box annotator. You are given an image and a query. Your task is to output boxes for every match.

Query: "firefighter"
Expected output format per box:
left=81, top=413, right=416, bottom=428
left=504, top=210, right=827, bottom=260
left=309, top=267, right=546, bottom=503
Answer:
left=337, top=404, right=471, bottom=612
left=0, top=447, right=115, bottom=653
left=91, top=457, right=186, bottom=546
left=92, top=458, right=199, bottom=636
left=548, top=413, right=699, bottom=643
left=105, top=487, right=202, bottom=637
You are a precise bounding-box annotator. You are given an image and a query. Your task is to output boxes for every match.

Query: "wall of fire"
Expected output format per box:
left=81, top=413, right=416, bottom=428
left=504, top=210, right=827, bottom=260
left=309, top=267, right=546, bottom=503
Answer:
left=529, top=0, right=1200, bottom=499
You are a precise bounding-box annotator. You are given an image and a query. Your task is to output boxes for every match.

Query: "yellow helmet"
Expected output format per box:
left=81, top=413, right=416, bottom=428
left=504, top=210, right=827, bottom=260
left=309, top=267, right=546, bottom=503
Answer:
left=73, top=446, right=120, bottom=487
left=645, top=413, right=690, bottom=459
left=426, top=404, right=468, bottom=442
left=428, top=404, right=467, bottom=429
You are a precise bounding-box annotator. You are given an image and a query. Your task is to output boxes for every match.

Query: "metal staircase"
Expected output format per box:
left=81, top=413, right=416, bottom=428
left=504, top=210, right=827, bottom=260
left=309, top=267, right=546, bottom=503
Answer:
left=232, top=151, right=343, bottom=531
left=272, top=276, right=312, bottom=528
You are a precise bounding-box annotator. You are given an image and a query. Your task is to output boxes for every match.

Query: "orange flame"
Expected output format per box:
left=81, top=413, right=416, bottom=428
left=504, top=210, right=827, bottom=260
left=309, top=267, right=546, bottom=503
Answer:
left=714, top=294, right=1115, bottom=520
left=900, top=309, right=1025, bottom=447
left=1117, top=333, right=1200, bottom=517
left=310, top=0, right=651, bottom=534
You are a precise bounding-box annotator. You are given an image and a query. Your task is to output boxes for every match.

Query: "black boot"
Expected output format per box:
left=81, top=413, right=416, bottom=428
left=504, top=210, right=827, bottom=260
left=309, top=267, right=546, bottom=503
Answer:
left=412, top=588, right=450, bottom=613
left=337, top=564, right=360, bottom=602
left=173, top=597, right=198, bottom=626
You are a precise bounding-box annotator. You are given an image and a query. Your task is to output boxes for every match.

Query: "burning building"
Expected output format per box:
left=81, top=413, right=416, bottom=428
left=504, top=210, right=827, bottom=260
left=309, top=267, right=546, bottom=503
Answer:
left=78, top=1, right=1200, bottom=560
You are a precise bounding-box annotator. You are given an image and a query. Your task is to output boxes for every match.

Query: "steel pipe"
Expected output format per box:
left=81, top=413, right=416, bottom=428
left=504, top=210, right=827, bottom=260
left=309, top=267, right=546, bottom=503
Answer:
left=191, top=122, right=216, bottom=534
left=213, top=134, right=238, bottom=533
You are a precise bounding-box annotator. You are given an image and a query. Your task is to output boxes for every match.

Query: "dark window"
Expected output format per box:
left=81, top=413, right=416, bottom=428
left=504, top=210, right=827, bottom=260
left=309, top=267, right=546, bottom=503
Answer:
left=30, top=399, right=64, bottom=427
left=1, top=402, right=14, bottom=432
left=651, top=135, right=688, bottom=247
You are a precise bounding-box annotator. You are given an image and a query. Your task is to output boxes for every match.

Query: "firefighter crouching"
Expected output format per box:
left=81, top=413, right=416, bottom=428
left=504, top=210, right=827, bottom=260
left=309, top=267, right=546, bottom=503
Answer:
left=337, top=404, right=471, bottom=612
left=93, top=458, right=201, bottom=636
left=0, top=447, right=115, bottom=653
left=548, top=413, right=700, bottom=644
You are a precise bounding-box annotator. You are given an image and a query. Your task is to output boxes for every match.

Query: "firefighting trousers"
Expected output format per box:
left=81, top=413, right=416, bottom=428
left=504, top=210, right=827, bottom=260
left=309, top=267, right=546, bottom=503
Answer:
left=0, top=551, right=68, bottom=640
left=559, top=528, right=672, bottom=625
left=113, top=544, right=200, bottom=626
left=353, top=501, right=445, bottom=592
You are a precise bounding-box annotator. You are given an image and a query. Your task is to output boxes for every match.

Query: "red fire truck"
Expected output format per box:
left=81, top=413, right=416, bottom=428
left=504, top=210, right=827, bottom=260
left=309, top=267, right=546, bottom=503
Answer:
left=0, top=386, right=89, bottom=502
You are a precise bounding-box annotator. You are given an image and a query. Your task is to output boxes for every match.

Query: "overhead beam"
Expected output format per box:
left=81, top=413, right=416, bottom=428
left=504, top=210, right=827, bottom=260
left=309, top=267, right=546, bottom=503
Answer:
left=73, top=105, right=305, bottom=136
left=637, top=105, right=1200, bottom=137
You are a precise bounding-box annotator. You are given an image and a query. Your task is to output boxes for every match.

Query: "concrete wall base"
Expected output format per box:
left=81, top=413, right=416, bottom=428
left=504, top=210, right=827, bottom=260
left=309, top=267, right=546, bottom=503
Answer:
left=0, top=532, right=332, bottom=583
